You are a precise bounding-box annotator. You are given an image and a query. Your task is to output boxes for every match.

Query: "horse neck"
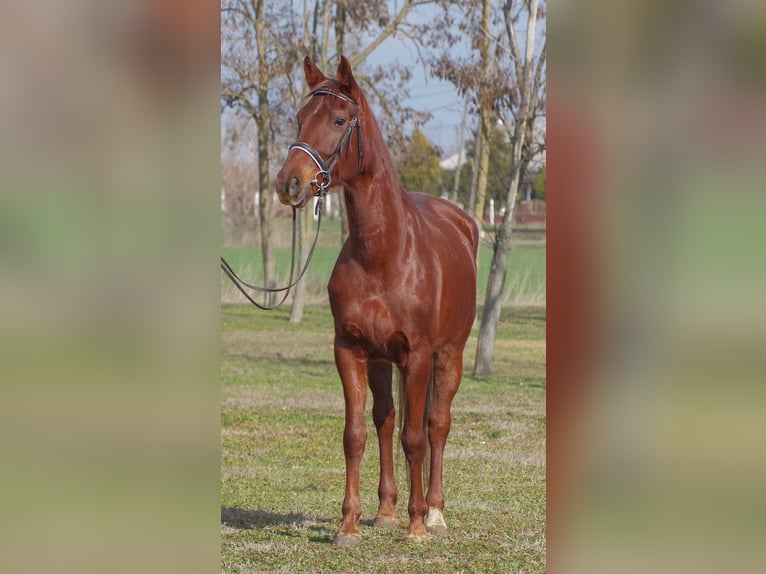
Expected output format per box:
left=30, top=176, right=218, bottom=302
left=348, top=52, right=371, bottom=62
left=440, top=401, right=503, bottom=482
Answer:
left=342, top=108, right=409, bottom=262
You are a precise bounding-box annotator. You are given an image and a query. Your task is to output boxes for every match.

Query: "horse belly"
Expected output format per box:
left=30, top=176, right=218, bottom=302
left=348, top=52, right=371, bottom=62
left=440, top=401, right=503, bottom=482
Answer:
left=426, top=235, right=476, bottom=343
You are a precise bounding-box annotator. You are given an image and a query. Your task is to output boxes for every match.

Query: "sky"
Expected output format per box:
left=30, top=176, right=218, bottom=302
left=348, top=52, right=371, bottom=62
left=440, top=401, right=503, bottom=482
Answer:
left=343, top=0, right=544, bottom=160
left=363, top=5, right=473, bottom=157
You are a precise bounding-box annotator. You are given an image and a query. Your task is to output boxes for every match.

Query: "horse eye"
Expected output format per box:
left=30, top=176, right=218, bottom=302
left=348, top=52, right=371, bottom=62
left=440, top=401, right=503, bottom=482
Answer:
left=334, top=117, right=346, bottom=126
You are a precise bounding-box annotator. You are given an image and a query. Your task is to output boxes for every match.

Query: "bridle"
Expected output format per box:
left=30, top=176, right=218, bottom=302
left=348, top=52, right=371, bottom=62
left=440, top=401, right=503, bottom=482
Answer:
left=220, top=87, right=363, bottom=310
left=288, top=88, right=364, bottom=196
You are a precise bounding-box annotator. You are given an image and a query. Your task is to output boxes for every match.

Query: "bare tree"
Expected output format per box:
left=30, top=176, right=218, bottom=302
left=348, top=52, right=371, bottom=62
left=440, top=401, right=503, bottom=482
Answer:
left=422, top=0, right=545, bottom=373
left=427, top=0, right=512, bottom=224
left=221, top=0, right=293, bottom=305
left=474, top=0, right=494, bottom=224
left=474, top=0, right=546, bottom=375
left=221, top=113, right=258, bottom=246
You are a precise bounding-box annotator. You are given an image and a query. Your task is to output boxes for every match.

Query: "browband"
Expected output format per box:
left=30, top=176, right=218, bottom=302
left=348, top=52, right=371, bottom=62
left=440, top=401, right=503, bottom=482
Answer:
left=310, top=88, right=358, bottom=107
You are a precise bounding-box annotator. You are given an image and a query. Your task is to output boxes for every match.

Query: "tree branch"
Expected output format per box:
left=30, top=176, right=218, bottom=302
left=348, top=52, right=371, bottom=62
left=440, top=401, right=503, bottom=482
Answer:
left=530, top=40, right=546, bottom=111
left=503, top=0, right=523, bottom=80
left=351, top=0, right=433, bottom=67
left=221, top=91, right=258, bottom=118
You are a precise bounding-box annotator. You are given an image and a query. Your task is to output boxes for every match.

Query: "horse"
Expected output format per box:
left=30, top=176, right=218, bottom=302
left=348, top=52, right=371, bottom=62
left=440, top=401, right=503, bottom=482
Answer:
left=275, top=55, right=478, bottom=546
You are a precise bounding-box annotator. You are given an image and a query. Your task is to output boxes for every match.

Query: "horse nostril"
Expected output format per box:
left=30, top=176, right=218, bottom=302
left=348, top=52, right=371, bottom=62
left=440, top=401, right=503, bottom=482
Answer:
left=288, top=176, right=301, bottom=197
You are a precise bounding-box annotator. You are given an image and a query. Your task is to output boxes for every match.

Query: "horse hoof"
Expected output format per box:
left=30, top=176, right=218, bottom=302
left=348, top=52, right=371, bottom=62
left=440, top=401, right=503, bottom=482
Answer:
left=425, top=508, right=448, bottom=535
left=373, top=516, right=399, bottom=529
left=332, top=533, right=362, bottom=547
left=404, top=533, right=430, bottom=544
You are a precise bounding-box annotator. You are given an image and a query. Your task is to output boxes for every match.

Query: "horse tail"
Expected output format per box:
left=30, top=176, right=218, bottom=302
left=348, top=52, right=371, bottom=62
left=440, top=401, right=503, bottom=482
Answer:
left=395, top=359, right=434, bottom=493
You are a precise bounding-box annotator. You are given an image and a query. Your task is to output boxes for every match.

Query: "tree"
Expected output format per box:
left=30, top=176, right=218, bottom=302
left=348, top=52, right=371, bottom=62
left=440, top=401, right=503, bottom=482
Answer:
left=221, top=112, right=258, bottom=246
left=531, top=164, right=546, bottom=201
left=427, top=0, right=515, bottom=225
left=221, top=0, right=295, bottom=306
left=443, top=124, right=516, bottom=217
left=474, top=0, right=546, bottom=375
left=396, top=127, right=445, bottom=195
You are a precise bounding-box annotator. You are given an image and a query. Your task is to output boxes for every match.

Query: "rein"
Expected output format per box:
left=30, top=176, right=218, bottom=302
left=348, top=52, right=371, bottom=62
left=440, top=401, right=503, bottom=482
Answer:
left=220, top=88, right=362, bottom=310
left=220, top=196, right=325, bottom=311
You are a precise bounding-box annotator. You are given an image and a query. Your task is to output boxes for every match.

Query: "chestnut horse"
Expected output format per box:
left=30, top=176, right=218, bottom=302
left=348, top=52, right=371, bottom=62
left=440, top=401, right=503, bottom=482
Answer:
left=276, top=56, right=478, bottom=546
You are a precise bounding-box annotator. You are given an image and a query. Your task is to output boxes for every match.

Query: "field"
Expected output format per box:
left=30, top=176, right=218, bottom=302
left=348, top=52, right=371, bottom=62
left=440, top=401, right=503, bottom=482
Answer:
left=221, top=217, right=545, bottom=572
left=220, top=234, right=546, bottom=571
left=221, top=219, right=545, bottom=308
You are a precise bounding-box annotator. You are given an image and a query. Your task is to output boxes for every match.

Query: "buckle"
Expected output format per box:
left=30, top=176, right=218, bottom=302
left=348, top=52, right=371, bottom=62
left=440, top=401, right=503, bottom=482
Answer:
left=312, top=169, right=332, bottom=194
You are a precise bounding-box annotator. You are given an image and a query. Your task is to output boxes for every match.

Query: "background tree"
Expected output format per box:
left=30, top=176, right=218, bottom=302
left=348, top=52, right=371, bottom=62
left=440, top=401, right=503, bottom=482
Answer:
left=426, top=0, right=514, bottom=225
left=531, top=163, right=546, bottom=200
left=443, top=124, right=515, bottom=215
left=396, top=127, right=445, bottom=195
left=221, top=0, right=294, bottom=306
left=474, top=0, right=546, bottom=375
left=221, top=113, right=258, bottom=246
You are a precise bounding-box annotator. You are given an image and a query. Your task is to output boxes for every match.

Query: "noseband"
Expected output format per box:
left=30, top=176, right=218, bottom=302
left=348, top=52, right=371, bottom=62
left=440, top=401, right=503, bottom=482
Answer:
left=288, top=88, right=364, bottom=196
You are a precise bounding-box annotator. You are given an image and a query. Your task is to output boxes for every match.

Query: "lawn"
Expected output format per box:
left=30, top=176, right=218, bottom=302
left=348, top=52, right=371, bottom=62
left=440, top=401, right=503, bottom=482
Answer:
left=220, top=304, right=546, bottom=573
left=222, top=218, right=545, bottom=307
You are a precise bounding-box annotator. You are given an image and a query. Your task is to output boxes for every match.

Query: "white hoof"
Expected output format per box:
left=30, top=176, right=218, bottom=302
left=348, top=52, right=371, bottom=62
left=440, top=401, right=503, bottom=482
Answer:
left=425, top=507, right=447, bottom=534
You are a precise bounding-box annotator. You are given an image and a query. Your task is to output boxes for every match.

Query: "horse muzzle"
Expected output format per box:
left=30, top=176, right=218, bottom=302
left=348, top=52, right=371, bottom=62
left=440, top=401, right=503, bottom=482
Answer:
left=276, top=172, right=313, bottom=208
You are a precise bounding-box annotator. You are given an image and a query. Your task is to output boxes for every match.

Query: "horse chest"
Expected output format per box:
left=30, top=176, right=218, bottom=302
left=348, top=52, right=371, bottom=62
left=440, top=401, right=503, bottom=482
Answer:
left=329, top=282, right=411, bottom=364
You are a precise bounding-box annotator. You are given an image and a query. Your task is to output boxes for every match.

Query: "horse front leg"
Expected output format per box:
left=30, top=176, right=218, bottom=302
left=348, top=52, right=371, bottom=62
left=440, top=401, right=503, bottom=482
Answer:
left=425, top=347, right=463, bottom=535
left=333, top=341, right=368, bottom=547
left=368, top=360, right=398, bottom=529
left=400, top=352, right=432, bottom=542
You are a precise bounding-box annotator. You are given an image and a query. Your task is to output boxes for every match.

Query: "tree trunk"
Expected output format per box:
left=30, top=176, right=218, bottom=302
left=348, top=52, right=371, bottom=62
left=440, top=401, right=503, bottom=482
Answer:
left=255, top=105, right=276, bottom=307
left=473, top=0, right=539, bottom=375
left=335, top=2, right=350, bottom=245
left=252, top=0, right=277, bottom=306
left=451, top=100, right=468, bottom=204
left=467, top=136, right=481, bottom=220
left=473, top=135, right=524, bottom=375
left=290, top=0, right=333, bottom=323
left=475, top=112, right=491, bottom=221
left=289, top=201, right=313, bottom=323
left=473, top=0, right=493, bottom=223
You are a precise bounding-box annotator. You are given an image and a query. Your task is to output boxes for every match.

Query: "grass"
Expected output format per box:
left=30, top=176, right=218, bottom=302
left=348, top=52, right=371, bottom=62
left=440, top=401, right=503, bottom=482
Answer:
left=220, top=304, right=546, bottom=573
left=222, top=218, right=545, bottom=307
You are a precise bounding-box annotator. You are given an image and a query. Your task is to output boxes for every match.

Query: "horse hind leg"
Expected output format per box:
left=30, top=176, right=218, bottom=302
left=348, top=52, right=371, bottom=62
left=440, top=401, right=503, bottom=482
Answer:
left=368, top=361, right=398, bottom=529
left=425, top=347, right=463, bottom=535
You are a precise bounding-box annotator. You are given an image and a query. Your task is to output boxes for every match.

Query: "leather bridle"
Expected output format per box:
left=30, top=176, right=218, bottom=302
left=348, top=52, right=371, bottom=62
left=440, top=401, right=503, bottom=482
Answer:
left=288, top=88, right=364, bottom=196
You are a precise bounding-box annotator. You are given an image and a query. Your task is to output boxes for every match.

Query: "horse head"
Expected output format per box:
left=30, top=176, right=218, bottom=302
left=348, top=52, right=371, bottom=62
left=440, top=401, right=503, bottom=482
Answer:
left=276, top=56, right=364, bottom=208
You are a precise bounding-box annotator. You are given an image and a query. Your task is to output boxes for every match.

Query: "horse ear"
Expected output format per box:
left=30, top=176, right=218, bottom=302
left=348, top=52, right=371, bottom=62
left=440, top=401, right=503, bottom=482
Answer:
left=304, top=55, right=326, bottom=89
left=336, top=55, right=361, bottom=101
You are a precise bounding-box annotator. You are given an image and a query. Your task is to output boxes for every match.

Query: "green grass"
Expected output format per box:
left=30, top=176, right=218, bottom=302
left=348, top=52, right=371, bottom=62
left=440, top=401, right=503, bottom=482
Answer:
left=222, top=219, right=545, bottom=307
left=221, top=304, right=546, bottom=573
